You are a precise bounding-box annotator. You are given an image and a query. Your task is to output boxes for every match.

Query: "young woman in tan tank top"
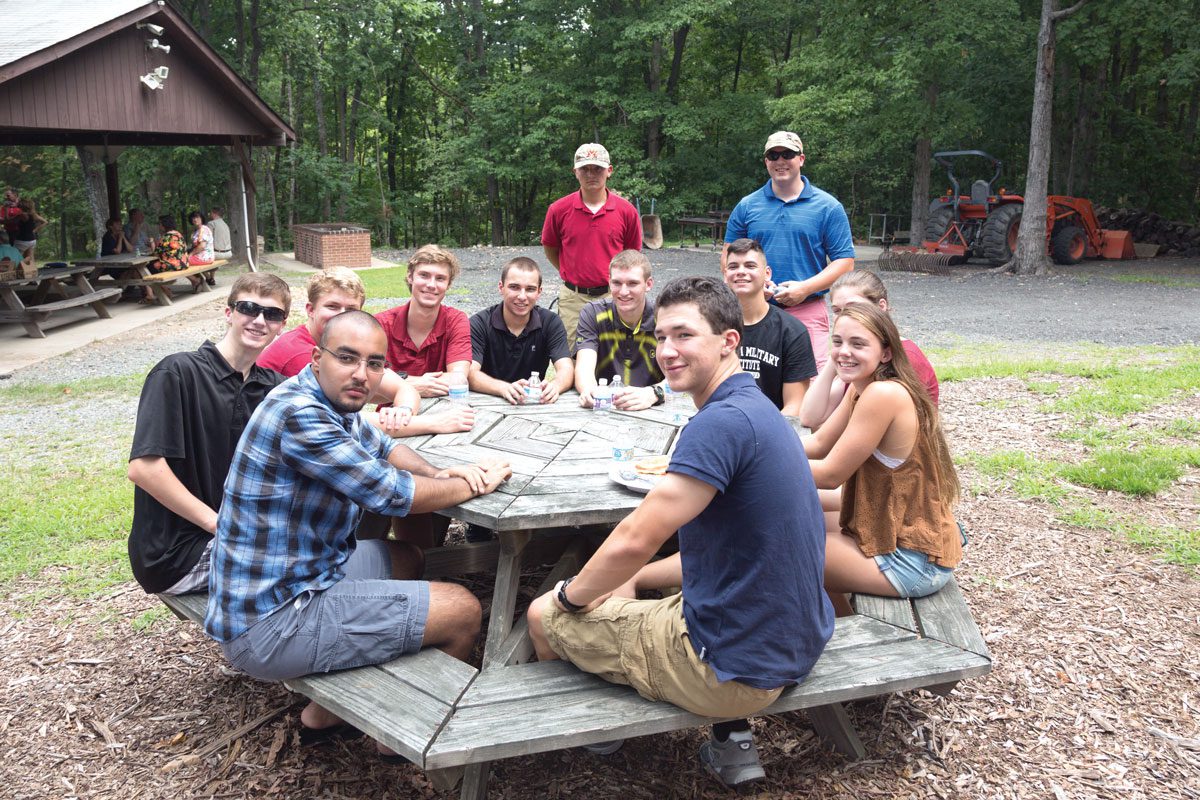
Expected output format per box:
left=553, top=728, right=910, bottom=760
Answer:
left=803, top=303, right=962, bottom=616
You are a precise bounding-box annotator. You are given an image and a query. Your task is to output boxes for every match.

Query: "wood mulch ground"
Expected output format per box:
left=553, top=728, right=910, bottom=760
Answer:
left=2, top=379, right=1198, bottom=800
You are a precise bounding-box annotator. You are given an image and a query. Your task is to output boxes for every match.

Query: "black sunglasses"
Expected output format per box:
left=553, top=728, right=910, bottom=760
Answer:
left=765, top=150, right=801, bottom=161
left=231, top=300, right=288, bottom=323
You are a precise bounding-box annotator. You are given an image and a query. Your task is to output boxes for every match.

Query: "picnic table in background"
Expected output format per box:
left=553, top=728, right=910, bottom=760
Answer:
left=676, top=209, right=730, bottom=250
left=0, top=264, right=121, bottom=338
left=79, top=253, right=226, bottom=306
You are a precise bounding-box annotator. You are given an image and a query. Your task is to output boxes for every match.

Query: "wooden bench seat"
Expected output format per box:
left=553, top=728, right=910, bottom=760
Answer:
left=0, top=287, right=121, bottom=324
left=101, top=259, right=228, bottom=306
left=158, top=575, right=989, bottom=797
left=157, top=591, right=477, bottom=769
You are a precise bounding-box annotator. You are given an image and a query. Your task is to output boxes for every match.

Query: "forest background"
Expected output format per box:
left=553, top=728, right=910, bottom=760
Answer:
left=3, top=0, right=1199, bottom=260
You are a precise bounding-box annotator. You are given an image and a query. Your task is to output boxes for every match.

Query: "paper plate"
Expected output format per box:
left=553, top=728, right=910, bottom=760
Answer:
left=608, top=462, right=663, bottom=494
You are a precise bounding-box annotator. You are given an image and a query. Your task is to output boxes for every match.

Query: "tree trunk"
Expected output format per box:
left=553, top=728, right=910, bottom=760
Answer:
left=75, top=147, right=108, bottom=257
left=313, top=48, right=331, bottom=221
left=248, top=0, right=263, bottom=88
left=1006, top=0, right=1082, bottom=276
left=909, top=137, right=931, bottom=243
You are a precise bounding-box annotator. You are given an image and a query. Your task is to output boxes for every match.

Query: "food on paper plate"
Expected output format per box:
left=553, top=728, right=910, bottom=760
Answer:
left=633, top=455, right=670, bottom=476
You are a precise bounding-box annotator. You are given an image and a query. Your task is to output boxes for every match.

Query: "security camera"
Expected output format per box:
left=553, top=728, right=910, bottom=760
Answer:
left=140, top=73, right=163, bottom=90
left=147, top=38, right=171, bottom=54
left=153, top=66, right=170, bottom=81
left=137, top=22, right=165, bottom=36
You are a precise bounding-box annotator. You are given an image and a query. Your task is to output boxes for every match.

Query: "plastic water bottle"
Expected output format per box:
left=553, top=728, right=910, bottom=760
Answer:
left=664, top=384, right=689, bottom=425
left=612, top=425, right=635, bottom=476
left=447, top=371, right=469, bottom=404
left=610, top=374, right=624, bottom=405
left=593, top=378, right=613, bottom=412
left=524, top=371, right=541, bottom=405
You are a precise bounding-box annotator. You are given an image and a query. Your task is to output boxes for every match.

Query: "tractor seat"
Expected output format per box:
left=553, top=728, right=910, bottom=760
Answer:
left=970, top=180, right=990, bottom=206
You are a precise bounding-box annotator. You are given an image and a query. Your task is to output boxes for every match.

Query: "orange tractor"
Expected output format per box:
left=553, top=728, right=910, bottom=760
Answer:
left=883, top=150, right=1134, bottom=270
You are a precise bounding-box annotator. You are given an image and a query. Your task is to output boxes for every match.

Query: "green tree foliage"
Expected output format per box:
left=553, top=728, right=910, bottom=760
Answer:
left=2, top=0, right=1197, bottom=260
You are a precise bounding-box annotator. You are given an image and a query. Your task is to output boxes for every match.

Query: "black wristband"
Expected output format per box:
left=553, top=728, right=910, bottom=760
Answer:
left=652, top=384, right=665, bottom=406
left=557, top=576, right=587, bottom=613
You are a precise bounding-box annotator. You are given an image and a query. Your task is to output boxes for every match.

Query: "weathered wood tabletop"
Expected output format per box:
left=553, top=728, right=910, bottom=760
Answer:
left=70, top=253, right=156, bottom=269
left=0, top=264, right=121, bottom=338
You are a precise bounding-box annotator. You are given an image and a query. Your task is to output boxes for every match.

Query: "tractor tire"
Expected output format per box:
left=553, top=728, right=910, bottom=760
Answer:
left=1051, top=224, right=1086, bottom=265
left=923, top=206, right=954, bottom=244
left=980, top=202, right=1023, bottom=265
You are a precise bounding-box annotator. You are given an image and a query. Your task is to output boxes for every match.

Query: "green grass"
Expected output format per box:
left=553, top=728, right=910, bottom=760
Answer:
left=132, top=605, right=172, bottom=632
left=1059, top=445, right=1200, bottom=496
left=358, top=267, right=414, bottom=301
left=1025, top=380, right=1061, bottom=395
left=1054, top=425, right=1136, bottom=449
left=1111, top=274, right=1200, bottom=289
left=0, top=372, right=148, bottom=407
left=1049, top=361, right=1200, bottom=416
left=925, top=341, right=1200, bottom=383
left=1055, top=506, right=1200, bottom=569
left=962, top=450, right=1068, bottom=503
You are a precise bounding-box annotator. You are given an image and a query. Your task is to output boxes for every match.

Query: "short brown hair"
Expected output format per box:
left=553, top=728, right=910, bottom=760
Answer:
left=725, top=238, right=765, bottom=259
left=609, top=250, right=651, bottom=280
left=501, top=256, right=541, bottom=285
left=228, top=273, right=292, bottom=314
left=307, top=266, right=365, bottom=306
left=408, top=244, right=460, bottom=284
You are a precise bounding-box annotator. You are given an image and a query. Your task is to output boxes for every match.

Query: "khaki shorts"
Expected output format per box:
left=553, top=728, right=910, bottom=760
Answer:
left=542, top=592, right=782, bottom=718
left=557, top=284, right=610, bottom=351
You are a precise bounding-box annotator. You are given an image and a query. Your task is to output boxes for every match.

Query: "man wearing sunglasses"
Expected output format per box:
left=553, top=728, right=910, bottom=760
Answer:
left=127, top=273, right=293, bottom=597
left=724, top=131, right=855, bottom=370
left=207, top=310, right=511, bottom=756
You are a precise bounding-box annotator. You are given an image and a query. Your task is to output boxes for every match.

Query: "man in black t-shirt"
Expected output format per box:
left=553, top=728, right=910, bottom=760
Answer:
left=126, top=273, right=292, bottom=595
left=468, top=257, right=574, bottom=404
left=722, top=238, right=816, bottom=414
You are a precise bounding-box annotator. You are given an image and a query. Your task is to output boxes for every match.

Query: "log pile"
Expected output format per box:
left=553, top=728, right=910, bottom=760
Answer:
left=1095, top=207, right=1200, bottom=257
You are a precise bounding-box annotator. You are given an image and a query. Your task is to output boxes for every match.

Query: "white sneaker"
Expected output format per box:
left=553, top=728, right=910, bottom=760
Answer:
left=698, top=729, right=766, bottom=787
left=582, top=739, right=625, bottom=755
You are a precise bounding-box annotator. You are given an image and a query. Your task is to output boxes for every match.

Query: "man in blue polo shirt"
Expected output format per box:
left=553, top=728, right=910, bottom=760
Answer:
left=528, top=276, right=833, bottom=788
left=724, top=131, right=855, bottom=369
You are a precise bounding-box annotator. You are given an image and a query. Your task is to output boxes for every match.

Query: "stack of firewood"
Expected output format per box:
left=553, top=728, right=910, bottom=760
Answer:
left=1095, top=207, right=1200, bottom=257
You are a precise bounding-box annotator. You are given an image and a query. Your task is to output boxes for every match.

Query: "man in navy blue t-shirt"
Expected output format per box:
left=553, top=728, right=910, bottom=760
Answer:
left=529, top=276, right=833, bottom=788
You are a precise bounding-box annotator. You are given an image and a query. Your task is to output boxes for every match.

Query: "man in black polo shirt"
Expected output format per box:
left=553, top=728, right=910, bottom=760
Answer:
left=127, top=273, right=292, bottom=595
left=468, top=257, right=574, bottom=404
left=722, top=238, right=816, bottom=415
left=574, top=250, right=664, bottom=411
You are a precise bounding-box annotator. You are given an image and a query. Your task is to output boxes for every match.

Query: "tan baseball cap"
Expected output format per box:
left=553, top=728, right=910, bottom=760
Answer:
left=763, top=131, right=804, bottom=155
left=574, top=143, right=611, bottom=168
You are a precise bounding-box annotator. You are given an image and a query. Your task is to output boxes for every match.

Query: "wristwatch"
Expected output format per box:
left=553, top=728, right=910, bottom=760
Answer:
left=652, top=384, right=665, bottom=406
left=556, top=576, right=587, bottom=613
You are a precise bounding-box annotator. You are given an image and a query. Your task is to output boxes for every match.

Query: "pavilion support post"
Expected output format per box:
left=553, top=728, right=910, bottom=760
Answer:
left=230, top=137, right=260, bottom=271
left=104, top=161, right=120, bottom=220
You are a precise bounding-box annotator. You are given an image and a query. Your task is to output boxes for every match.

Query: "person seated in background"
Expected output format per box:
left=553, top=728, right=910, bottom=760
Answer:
left=800, top=269, right=939, bottom=430
left=258, top=267, right=420, bottom=435
left=0, top=230, right=25, bottom=266
left=369, top=245, right=476, bottom=548
left=208, top=207, right=233, bottom=260
left=101, top=217, right=133, bottom=256
left=126, top=273, right=292, bottom=597
left=802, top=301, right=963, bottom=617
left=142, top=215, right=193, bottom=302
left=187, top=210, right=217, bottom=288
left=468, top=256, right=574, bottom=405
left=574, top=250, right=665, bottom=411
left=124, top=207, right=151, bottom=254
left=721, top=238, right=817, bottom=416
left=205, top=311, right=511, bottom=757
left=528, top=276, right=833, bottom=787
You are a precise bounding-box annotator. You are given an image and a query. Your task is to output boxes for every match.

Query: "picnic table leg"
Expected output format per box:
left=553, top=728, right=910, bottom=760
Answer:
left=71, top=273, right=113, bottom=319
left=0, top=286, right=44, bottom=338
left=481, top=529, right=531, bottom=664
left=807, top=702, right=867, bottom=760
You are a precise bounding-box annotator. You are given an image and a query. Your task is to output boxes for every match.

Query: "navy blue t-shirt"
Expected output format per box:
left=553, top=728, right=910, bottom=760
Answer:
left=669, top=372, right=833, bottom=689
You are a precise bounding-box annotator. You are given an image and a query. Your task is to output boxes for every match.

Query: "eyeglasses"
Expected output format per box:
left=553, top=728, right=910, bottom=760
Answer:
left=319, top=346, right=389, bottom=373
left=231, top=300, right=288, bottom=323
left=765, top=150, right=801, bottom=161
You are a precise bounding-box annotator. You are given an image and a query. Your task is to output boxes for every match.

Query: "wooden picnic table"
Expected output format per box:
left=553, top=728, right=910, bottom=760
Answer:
left=70, top=252, right=156, bottom=271
left=0, top=263, right=121, bottom=338
left=677, top=210, right=730, bottom=250
left=77, top=253, right=226, bottom=306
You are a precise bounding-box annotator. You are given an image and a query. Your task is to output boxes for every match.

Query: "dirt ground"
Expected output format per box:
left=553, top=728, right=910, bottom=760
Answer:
left=2, top=253, right=1199, bottom=799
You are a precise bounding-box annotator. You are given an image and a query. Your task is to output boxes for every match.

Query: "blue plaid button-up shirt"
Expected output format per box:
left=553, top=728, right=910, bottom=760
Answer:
left=205, top=366, right=414, bottom=642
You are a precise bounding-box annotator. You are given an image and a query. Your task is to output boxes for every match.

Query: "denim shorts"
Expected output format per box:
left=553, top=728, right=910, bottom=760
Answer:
left=874, top=547, right=954, bottom=598
left=220, top=541, right=430, bottom=682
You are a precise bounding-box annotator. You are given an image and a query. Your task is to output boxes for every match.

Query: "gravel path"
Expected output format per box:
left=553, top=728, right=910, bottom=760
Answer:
left=5, top=247, right=1199, bottom=388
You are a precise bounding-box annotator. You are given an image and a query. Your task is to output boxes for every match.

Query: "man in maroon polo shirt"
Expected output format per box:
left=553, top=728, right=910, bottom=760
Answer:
left=542, top=143, right=643, bottom=348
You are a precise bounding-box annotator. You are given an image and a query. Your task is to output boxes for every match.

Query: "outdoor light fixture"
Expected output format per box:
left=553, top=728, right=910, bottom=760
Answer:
left=137, top=22, right=165, bottom=36
left=140, top=67, right=169, bottom=90
left=146, top=38, right=171, bottom=54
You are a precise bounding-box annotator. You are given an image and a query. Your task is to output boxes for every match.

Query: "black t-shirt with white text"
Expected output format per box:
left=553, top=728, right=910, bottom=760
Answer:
left=738, top=306, right=817, bottom=409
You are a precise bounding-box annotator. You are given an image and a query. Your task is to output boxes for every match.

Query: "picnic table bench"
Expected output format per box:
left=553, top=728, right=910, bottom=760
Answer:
left=0, top=264, right=121, bottom=338
left=76, top=254, right=228, bottom=306
left=157, top=393, right=991, bottom=797
left=676, top=210, right=730, bottom=250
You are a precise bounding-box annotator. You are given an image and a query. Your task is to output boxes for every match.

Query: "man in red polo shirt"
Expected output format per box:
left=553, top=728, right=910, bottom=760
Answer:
left=542, top=143, right=643, bottom=348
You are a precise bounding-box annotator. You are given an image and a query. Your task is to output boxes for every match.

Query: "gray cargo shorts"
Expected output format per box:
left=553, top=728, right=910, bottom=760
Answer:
left=220, top=541, right=430, bottom=682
